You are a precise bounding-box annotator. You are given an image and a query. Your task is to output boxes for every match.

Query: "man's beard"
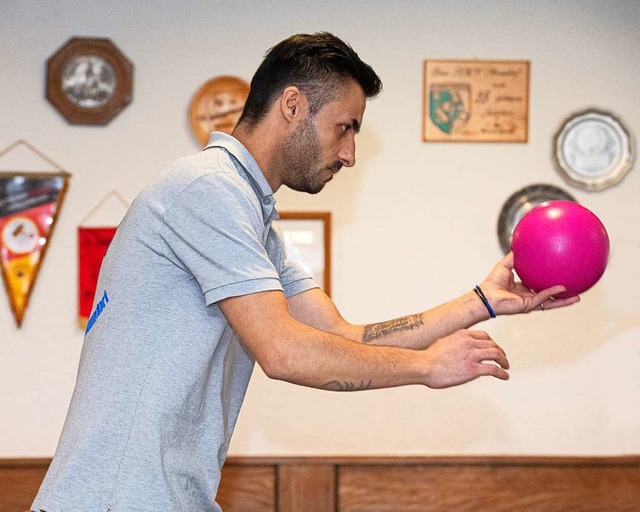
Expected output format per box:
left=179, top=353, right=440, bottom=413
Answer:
left=280, top=116, right=341, bottom=194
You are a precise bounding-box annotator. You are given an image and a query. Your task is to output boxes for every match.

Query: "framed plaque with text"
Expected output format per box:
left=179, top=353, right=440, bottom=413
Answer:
left=423, top=60, right=529, bottom=142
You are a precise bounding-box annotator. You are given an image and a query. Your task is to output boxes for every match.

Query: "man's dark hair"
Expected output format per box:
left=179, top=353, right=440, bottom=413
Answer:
left=238, top=32, right=382, bottom=127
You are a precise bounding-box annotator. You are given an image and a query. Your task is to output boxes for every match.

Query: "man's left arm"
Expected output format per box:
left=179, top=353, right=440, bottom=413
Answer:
left=287, top=252, right=580, bottom=349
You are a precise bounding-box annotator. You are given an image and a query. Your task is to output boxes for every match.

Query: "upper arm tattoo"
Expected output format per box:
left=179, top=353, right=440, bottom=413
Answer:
left=362, top=314, right=424, bottom=343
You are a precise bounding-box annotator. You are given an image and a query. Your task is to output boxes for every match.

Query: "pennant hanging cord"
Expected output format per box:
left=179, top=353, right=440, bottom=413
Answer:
left=0, top=139, right=69, bottom=175
left=79, top=190, right=130, bottom=226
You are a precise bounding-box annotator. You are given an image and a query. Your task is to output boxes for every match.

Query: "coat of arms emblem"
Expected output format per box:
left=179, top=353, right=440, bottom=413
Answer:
left=429, top=84, right=471, bottom=134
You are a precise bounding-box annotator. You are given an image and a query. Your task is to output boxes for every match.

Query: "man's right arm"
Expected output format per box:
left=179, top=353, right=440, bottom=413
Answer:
left=218, top=290, right=509, bottom=391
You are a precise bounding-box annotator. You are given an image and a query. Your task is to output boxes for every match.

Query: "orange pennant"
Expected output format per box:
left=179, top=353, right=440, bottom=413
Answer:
left=0, top=141, right=70, bottom=327
left=0, top=176, right=69, bottom=326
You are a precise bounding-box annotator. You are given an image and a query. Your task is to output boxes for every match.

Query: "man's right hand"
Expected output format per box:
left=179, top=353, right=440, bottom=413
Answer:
left=422, top=329, right=510, bottom=389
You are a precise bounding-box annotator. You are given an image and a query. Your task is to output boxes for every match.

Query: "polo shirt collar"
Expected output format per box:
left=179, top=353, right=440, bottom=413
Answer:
left=204, top=132, right=278, bottom=221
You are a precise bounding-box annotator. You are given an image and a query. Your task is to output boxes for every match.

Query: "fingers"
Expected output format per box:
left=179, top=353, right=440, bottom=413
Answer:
left=426, top=330, right=511, bottom=388
left=533, top=286, right=581, bottom=311
left=535, top=285, right=568, bottom=303
left=470, top=335, right=510, bottom=379
left=467, top=330, right=507, bottom=355
left=540, top=295, right=581, bottom=310
left=477, top=348, right=510, bottom=370
left=476, top=362, right=510, bottom=381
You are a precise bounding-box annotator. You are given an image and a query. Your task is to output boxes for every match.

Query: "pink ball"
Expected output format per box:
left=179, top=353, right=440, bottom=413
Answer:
left=511, top=200, right=609, bottom=298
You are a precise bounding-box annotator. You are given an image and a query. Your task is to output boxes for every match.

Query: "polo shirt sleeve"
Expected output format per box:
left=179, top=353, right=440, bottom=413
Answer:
left=159, top=172, right=283, bottom=306
left=280, top=258, right=319, bottom=298
left=269, top=221, right=319, bottom=298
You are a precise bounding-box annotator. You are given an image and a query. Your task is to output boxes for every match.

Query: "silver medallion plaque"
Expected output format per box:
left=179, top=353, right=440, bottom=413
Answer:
left=553, top=109, right=634, bottom=191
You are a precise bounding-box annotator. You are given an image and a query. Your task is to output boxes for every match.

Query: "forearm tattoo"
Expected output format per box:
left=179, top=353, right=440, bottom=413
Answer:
left=322, top=380, right=372, bottom=391
left=362, top=314, right=424, bottom=343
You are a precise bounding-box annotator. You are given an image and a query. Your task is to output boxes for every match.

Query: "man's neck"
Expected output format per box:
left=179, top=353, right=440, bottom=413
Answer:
left=233, top=123, right=283, bottom=193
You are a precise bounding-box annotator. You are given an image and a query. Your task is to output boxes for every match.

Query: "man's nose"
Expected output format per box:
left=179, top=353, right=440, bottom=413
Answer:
left=338, top=137, right=356, bottom=167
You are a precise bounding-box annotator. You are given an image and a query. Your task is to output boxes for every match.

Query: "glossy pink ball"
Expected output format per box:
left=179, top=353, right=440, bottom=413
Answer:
left=511, top=200, right=609, bottom=298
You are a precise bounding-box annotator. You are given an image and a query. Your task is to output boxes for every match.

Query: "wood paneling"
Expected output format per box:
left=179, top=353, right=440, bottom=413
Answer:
left=338, top=457, right=640, bottom=512
left=278, top=464, right=336, bottom=512
left=1, top=456, right=639, bottom=512
left=216, top=464, right=276, bottom=512
left=0, top=458, right=48, bottom=512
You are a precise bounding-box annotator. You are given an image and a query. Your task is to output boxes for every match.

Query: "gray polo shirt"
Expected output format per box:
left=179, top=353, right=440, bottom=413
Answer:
left=33, top=133, right=317, bottom=512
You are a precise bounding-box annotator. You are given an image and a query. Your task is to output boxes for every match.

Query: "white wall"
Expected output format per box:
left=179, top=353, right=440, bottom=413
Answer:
left=1, top=0, right=639, bottom=457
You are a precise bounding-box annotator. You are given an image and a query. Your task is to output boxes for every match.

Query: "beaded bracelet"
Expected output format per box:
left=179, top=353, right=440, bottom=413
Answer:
left=473, top=285, right=496, bottom=319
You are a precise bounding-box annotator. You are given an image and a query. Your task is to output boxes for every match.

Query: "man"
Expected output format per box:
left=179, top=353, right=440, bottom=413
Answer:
left=33, top=32, right=578, bottom=511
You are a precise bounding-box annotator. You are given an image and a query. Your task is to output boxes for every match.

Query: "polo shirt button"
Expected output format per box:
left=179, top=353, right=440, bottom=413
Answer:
left=263, top=197, right=272, bottom=205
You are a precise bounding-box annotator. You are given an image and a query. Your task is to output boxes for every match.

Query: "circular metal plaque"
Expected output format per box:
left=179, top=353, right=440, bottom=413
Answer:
left=553, top=108, right=634, bottom=191
left=497, top=183, right=577, bottom=254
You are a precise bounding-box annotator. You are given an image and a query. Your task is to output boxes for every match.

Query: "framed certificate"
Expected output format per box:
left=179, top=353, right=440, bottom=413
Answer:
left=275, top=212, right=331, bottom=296
left=46, top=37, right=133, bottom=125
left=423, top=60, right=529, bottom=142
left=553, top=108, right=635, bottom=191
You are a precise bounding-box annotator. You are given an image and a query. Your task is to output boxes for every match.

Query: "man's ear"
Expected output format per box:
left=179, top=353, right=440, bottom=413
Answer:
left=280, top=86, right=306, bottom=122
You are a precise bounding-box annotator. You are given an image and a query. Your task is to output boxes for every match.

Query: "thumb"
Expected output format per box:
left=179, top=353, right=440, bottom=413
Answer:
left=501, top=251, right=514, bottom=270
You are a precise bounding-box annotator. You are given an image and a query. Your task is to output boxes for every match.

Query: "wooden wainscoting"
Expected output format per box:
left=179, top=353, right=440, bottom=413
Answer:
left=0, top=459, right=49, bottom=512
left=2, top=456, right=639, bottom=512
